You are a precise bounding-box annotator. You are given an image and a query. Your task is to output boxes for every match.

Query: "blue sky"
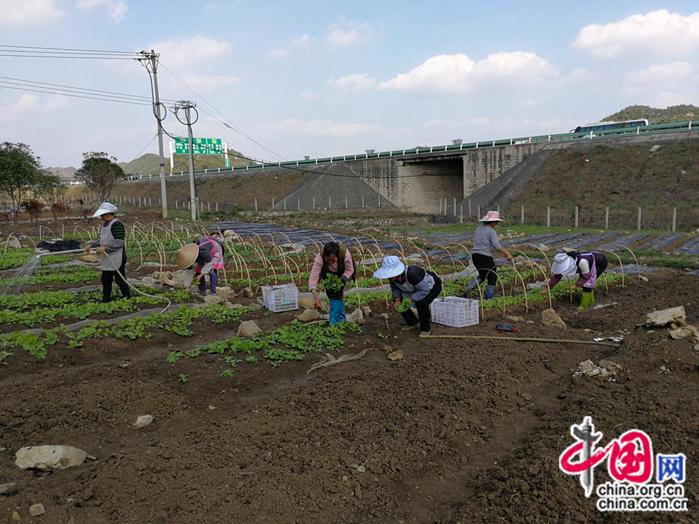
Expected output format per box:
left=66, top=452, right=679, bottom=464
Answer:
left=1, top=0, right=699, bottom=167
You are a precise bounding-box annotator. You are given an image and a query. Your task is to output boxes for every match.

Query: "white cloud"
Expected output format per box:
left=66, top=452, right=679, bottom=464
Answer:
left=291, top=34, right=313, bottom=48
left=268, top=48, right=290, bottom=59
left=0, top=94, right=68, bottom=122
left=378, top=52, right=556, bottom=93
left=76, top=0, right=128, bottom=23
left=264, top=118, right=378, bottom=137
left=328, top=73, right=376, bottom=91
left=573, top=10, right=699, bottom=59
left=0, top=0, right=64, bottom=27
left=268, top=34, right=313, bottom=59
left=327, top=20, right=374, bottom=46
left=621, top=62, right=698, bottom=107
left=149, top=36, right=232, bottom=68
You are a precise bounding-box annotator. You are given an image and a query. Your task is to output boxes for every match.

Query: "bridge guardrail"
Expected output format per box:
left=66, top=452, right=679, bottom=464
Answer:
left=99, top=119, right=697, bottom=184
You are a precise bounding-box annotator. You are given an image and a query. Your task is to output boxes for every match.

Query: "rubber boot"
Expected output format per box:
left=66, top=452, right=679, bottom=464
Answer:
left=579, top=290, right=595, bottom=310
left=484, top=285, right=496, bottom=300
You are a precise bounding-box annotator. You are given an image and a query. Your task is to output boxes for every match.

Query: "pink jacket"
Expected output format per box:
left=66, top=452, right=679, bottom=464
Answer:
left=308, top=249, right=354, bottom=291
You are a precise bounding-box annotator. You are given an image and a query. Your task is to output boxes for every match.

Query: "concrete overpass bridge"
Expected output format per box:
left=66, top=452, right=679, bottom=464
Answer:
left=124, top=119, right=699, bottom=214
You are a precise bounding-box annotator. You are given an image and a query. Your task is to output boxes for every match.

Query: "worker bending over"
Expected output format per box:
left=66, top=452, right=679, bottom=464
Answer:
left=546, top=249, right=608, bottom=309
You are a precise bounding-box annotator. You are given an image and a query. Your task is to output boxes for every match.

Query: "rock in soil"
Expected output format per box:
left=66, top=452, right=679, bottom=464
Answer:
left=204, top=294, right=226, bottom=305
left=298, top=293, right=316, bottom=310
left=133, top=415, right=154, bottom=429
left=668, top=324, right=699, bottom=341
left=296, top=309, right=321, bottom=322
left=598, top=359, right=622, bottom=374
left=216, top=286, right=237, bottom=301
left=646, top=306, right=686, bottom=327
left=11, top=511, right=21, bottom=522
left=387, top=350, right=404, bottom=361
left=237, top=320, right=262, bottom=338
left=347, top=308, right=365, bottom=324
left=243, top=287, right=255, bottom=298
left=15, top=445, right=87, bottom=470
left=541, top=308, right=566, bottom=329
left=0, top=482, right=17, bottom=496
left=29, top=503, right=46, bottom=517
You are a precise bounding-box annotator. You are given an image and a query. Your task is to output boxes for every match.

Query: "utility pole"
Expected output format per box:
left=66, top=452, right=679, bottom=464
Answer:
left=174, top=100, right=199, bottom=220
left=138, top=50, right=168, bottom=218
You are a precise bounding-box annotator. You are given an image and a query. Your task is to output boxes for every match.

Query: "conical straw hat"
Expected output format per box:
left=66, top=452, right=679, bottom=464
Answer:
left=176, top=243, right=199, bottom=269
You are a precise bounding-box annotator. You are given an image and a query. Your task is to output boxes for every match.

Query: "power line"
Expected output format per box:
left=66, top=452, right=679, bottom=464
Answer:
left=0, top=53, right=137, bottom=60
left=0, top=84, right=151, bottom=106
left=0, top=75, right=177, bottom=103
left=0, top=44, right=137, bottom=54
left=158, top=61, right=286, bottom=161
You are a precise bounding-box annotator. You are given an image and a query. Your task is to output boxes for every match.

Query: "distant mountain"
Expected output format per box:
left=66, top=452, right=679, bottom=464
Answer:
left=119, top=148, right=255, bottom=177
left=46, top=166, right=76, bottom=180
left=603, top=104, right=699, bottom=125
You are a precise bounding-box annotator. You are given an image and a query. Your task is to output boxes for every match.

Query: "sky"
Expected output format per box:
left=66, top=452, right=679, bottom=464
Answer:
left=1, top=0, right=699, bottom=168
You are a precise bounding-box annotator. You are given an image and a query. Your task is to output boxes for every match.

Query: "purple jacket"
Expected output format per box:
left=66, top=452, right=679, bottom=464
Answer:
left=548, top=251, right=606, bottom=290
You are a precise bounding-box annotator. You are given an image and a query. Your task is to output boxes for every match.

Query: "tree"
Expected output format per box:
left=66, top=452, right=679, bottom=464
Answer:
left=75, top=152, right=123, bottom=202
left=35, top=173, right=67, bottom=220
left=0, top=142, right=43, bottom=219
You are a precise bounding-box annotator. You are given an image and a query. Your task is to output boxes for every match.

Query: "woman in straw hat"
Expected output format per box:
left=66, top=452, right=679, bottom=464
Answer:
left=176, top=234, right=224, bottom=295
left=85, top=202, right=130, bottom=303
left=544, top=249, right=608, bottom=309
left=373, top=255, right=442, bottom=337
left=464, top=210, right=513, bottom=299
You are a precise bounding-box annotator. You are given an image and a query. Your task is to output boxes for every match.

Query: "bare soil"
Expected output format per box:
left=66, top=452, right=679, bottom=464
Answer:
left=0, top=271, right=697, bottom=523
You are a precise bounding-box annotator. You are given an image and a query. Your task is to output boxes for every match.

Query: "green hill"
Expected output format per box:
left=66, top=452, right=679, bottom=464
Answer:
left=603, top=104, right=699, bottom=125
left=120, top=148, right=254, bottom=176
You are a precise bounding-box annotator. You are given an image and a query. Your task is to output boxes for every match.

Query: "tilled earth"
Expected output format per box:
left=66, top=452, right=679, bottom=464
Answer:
left=0, top=270, right=697, bottom=523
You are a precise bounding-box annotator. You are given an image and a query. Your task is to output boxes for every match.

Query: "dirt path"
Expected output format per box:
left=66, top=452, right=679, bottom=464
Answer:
left=0, top=271, right=697, bottom=523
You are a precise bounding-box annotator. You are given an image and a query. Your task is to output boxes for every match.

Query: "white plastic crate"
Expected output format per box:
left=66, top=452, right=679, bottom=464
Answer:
left=261, top=283, right=299, bottom=312
left=430, top=296, right=479, bottom=327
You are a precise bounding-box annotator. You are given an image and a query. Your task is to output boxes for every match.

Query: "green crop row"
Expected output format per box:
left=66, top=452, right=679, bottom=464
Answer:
left=0, top=303, right=250, bottom=360
left=0, top=289, right=193, bottom=327
left=166, top=320, right=362, bottom=371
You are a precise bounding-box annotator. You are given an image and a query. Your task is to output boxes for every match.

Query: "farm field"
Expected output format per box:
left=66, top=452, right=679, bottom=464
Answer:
left=0, top=213, right=697, bottom=523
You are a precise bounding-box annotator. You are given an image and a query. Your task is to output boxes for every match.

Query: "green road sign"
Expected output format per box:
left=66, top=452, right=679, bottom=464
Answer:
left=174, top=137, right=223, bottom=155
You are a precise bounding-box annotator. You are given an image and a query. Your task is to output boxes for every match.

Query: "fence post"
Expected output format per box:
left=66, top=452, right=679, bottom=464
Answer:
left=207, top=202, right=211, bottom=212
left=521, top=205, right=525, bottom=225
left=496, top=203, right=500, bottom=214
left=175, top=200, right=179, bottom=209
left=328, top=195, right=331, bottom=209
left=637, top=207, right=642, bottom=231
left=460, top=205, right=463, bottom=224
left=254, top=198, right=258, bottom=212
left=605, top=207, right=609, bottom=229
left=272, top=198, right=275, bottom=209
left=468, top=199, right=472, bottom=217
left=312, top=196, right=315, bottom=210
left=361, top=195, right=365, bottom=209
left=672, top=207, right=677, bottom=232
left=345, top=195, right=348, bottom=209
left=477, top=205, right=481, bottom=220
left=297, top=198, right=300, bottom=211
left=574, top=206, right=579, bottom=228
left=546, top=206, right=551, bottom=227
left=378, top=195, right=381, bottom=208
left=453, top=196, right=457, bottom=216
left=216, top=202, right=219, bottom=212
left=283, top=199, right=287, bottom=211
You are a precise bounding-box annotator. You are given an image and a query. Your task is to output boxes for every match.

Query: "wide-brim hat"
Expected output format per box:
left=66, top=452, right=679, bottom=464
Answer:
left=92, top=202, right=118, bottom=218
left=176, top=243, right=199, bottom=270
left=479, top=210, right=504, bottom=222
left=551, top=252, right=577, bottom=279
left=373, top=255, right=405, bottom=279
